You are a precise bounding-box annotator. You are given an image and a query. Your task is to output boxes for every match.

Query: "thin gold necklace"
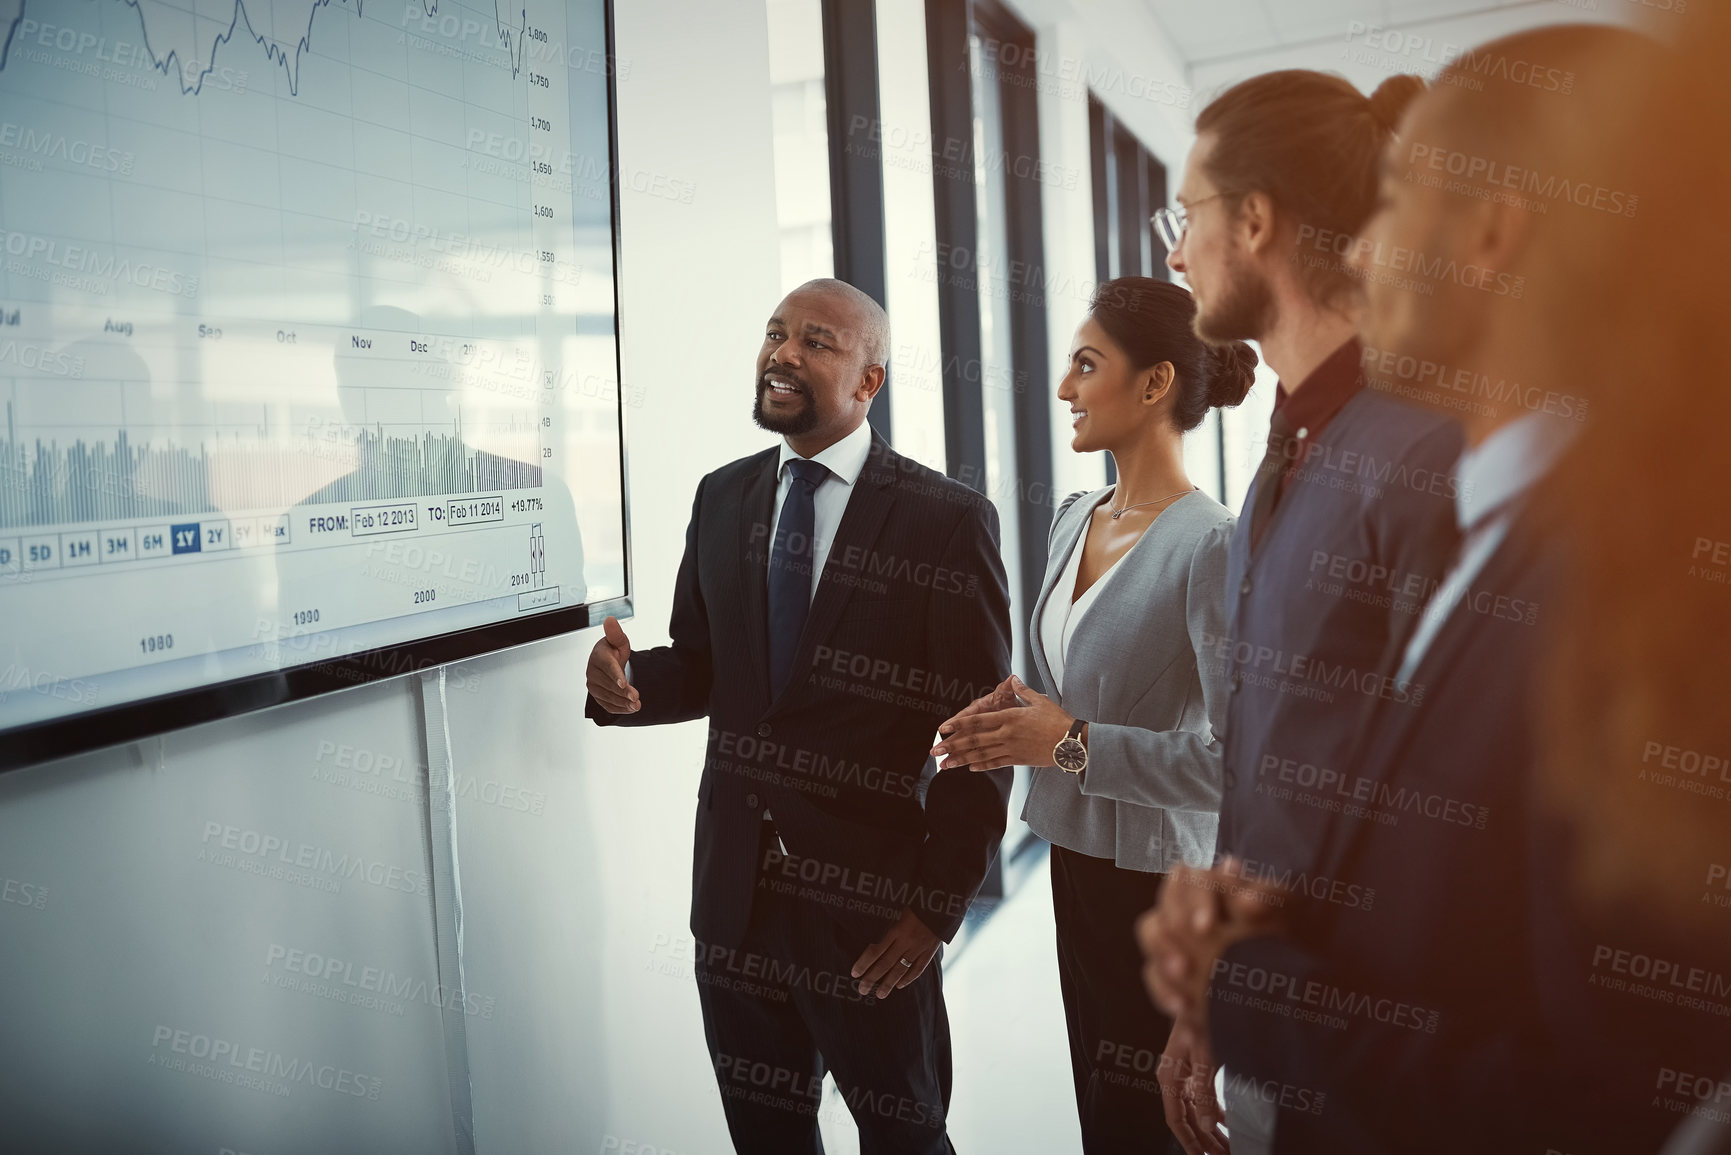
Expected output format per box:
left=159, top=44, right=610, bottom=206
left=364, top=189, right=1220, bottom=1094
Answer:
left=1109, top=487, right=1195, bottom=520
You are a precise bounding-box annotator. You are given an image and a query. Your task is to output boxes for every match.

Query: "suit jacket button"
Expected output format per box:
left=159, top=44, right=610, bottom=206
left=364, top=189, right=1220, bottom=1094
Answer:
left=755, top=723, right=772, bottom=738
left=1240, top=577, right=1253, bottom=597
left=1229, top=671, right=1242, bottom=693
left=746, top=793, right=760, bottom=809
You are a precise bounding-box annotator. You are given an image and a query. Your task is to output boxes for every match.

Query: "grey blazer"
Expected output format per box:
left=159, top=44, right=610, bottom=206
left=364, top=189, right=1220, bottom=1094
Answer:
left=1020, top=487, right=1234, bottom=873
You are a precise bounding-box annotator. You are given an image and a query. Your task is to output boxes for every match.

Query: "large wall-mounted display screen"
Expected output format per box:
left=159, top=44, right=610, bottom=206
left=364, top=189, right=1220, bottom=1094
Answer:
left=0, top=0, right=628, bottom=769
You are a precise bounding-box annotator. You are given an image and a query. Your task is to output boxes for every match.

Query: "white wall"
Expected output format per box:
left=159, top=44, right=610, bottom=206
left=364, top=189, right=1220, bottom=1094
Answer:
left=0, top=1, right=785, bottom=1151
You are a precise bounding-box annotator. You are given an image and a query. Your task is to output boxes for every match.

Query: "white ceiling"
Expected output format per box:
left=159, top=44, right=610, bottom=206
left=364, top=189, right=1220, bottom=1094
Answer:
left=1142, top=0, right=1620, bottom=68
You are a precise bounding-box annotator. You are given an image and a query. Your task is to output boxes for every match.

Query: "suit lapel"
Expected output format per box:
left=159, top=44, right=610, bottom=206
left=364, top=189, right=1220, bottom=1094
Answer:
left=766, top=432, right=899, bottom=713
left=1029, top=491, right=1100, bottom=694
left=735, top=450, right=779, bottom=704
left=1241, top=471, right=1272, bottom=564
left=1311, top=504, right=1546, bottom=882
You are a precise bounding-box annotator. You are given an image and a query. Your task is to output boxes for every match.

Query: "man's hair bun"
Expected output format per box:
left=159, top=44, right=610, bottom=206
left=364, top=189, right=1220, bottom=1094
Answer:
left=1369, top=74, right=1426, bottom=135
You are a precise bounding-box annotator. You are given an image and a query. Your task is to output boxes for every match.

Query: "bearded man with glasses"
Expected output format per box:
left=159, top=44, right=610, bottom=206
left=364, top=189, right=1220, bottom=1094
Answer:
left=1132, top=70, right=1465, bottom=1155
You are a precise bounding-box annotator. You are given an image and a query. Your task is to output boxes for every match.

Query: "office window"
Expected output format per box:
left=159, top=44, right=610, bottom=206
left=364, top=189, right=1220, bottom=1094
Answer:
left=876, top=0, right=947, bottom=471
left=821, top=0, right=894, bottom=439
left=919, top=0, right=1059, bottom=892
left=968, top=30, right=1024, bottom=680
left=1086, top=95, right=1167, bottom=283
left=926, top=0, right=1053, bottom=690
left=767, top=0, right=834, bottom=292
left=1087, top=96, right=1233, bottom=501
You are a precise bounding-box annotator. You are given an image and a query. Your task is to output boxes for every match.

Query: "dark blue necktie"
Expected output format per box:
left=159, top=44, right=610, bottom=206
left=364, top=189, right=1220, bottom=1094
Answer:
left=767, top=458, right=829, bottom=697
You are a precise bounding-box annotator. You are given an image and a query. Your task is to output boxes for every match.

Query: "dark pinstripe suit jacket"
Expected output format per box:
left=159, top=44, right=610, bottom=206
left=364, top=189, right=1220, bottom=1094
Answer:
left=587, top=430, right=1013, bottom=949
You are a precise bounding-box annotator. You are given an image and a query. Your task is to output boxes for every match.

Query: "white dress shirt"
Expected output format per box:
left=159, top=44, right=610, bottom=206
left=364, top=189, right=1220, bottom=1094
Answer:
left=624, top=419, right=875, bottom=690
left=767, top=418, right=875, bottom=602
left=1394, top=413, right=1579, bottom=684
left=1039, top=508, right=1130, bottom=696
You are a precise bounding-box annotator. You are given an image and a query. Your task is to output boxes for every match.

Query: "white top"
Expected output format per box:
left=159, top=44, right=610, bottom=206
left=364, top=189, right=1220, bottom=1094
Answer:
left=1394, top=412, right=1579, bottom=684
left=768, top=418, right=875, bottom=604
left=1039, top=503, right=1132, bottom=695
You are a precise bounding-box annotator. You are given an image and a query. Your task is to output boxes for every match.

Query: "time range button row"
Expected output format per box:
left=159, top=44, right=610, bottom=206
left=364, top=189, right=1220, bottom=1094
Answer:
left=0, top=515, right=293, bottom=575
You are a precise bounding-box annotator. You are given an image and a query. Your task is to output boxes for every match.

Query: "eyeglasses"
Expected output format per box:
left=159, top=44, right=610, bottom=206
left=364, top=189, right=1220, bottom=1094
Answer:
left=1153, top=193, right=1230, bottom=253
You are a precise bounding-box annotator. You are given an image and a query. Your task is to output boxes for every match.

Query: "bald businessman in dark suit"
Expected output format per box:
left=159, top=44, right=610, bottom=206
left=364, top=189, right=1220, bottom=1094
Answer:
left=586, top=278, right=1012, bottom=1154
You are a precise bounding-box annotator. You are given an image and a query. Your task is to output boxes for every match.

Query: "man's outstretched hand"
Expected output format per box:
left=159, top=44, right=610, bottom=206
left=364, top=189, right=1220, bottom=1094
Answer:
left=586, top=615, right=640, bottom=714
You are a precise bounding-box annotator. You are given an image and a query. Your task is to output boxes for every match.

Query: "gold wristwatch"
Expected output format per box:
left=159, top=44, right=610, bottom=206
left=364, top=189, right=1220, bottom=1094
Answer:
left=1054, top=718, right=1088, bottom=774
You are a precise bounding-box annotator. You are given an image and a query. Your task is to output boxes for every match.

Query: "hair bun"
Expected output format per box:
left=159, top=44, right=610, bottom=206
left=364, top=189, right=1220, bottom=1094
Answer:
left=1205, top=341, right=1258, bottom=408
left=1368, top=74, right=1426, bottom=134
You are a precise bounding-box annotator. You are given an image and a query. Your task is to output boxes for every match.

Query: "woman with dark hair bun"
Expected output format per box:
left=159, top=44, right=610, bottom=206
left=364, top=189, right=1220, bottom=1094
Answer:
left=932, top=276, right=1253, bottom=1152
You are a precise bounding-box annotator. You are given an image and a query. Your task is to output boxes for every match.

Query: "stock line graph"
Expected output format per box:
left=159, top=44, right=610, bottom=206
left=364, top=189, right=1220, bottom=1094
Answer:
left=0, top=400, right=543, bottom=530
left=0, top=0, right=531, bottom=93
left=0, top=0, right=620, bottom=754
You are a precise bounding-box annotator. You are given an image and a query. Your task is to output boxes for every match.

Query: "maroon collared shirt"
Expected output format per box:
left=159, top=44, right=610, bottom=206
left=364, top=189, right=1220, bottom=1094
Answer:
left=1270, top=337, right=1366, bottom=498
